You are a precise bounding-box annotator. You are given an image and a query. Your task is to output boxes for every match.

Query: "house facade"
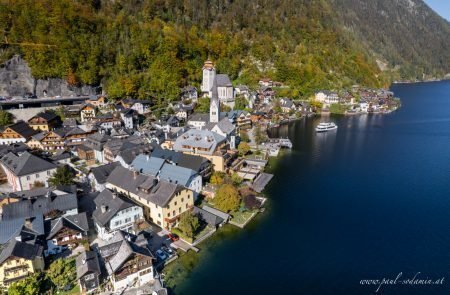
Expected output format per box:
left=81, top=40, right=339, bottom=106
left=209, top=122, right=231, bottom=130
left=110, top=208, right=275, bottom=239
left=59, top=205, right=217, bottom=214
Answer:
left=0, top=151, right=57, bottom=191
left=106, top=166, right=194, bottom=229
left=0, top=122, right=37, bottom=145
left=98, top=231, right=154, bottom=291
left=0, top=240, right=45, bottom=288
left=27, top=111, right=60, bottom=131
left=93, top=189, right=144, bottom=241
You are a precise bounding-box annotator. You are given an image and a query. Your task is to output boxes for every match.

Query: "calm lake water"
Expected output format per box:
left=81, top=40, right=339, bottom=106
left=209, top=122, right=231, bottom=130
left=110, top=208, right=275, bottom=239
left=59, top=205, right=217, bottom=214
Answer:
left=171, top=81, right=450, bottom=295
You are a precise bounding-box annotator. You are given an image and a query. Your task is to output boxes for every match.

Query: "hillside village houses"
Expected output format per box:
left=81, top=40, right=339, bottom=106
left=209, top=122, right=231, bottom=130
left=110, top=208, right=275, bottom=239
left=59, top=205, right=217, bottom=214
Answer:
left=0, top=121, right=37, bottom=145
left=0, top=59, right=285, bottom=294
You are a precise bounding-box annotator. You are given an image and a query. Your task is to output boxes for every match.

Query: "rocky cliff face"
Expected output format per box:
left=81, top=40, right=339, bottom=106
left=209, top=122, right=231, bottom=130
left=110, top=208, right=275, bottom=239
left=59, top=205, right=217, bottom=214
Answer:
left=0, top=55, right=99, bottom=97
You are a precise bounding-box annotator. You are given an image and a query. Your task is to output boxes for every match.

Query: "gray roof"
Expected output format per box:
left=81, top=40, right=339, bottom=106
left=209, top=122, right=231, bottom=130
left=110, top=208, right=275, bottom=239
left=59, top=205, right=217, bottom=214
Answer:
left=188, top=113, right=210, bottom=123
left=0, top=239, right=43, bottom=265
left=149, top=149, right=208, bottom=172
left=216, top=74, right=232, bottom=87
left=132, top=155, right=198, bottom=187
left=131, top=155, right=165, bottom=175
left=46, top=212, right=89, bottom=240
left=93, top=189, right=139, bottom=226
left=211, top=117, right=235, bottom=135
left=62, top=118, right=78, bottom=127
left=76, top=251, right=101, bottom=279
left=0, top=215, right=45, bottom=244
left=193, top=206, right=224, bottom=227
left=173, top=129, right=226, bottom=155
left=98, top=231, right=153, bottom=275
left=202, top=205, right=230, bottom=221
left=5, top=121, right=37, bottom=138
left=159, top=164, right=197, bottom=187
left=0, top=151, right=57, bottom=176
left=106, top=166, right=183, bottom=207
left=2, top=193, right=78, bottom=220
left=90, top=162, right=121, bottom=184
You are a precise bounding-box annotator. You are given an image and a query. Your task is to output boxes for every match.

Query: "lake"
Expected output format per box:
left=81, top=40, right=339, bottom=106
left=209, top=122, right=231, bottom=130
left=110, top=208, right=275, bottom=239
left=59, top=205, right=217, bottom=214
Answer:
left=170, top=81, right=450, bottom=295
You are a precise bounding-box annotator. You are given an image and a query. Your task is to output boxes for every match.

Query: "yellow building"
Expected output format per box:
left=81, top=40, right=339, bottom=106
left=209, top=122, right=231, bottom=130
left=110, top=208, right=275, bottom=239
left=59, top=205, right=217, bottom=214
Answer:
left=27, top=111, right=60, bottom=132
left=0, top=240, right=44, bottom=288
left=105, top=166, right=194, bottom=229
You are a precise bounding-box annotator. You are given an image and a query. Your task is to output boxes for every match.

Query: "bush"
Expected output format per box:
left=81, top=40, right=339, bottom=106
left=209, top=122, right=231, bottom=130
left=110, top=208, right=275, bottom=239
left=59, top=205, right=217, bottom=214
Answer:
left=243, top=195, right=261, bottom=210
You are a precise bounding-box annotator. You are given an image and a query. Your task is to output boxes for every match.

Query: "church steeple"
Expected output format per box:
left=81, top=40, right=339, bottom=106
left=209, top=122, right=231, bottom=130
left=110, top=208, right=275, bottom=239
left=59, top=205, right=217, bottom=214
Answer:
left=201, top=60, right=216, bottom=93
left=210, top=78, right=220, bottom=123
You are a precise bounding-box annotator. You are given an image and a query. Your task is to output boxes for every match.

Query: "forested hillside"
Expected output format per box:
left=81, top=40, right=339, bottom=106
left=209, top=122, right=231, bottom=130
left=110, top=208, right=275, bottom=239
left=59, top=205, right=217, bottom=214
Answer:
left=331, top=0, right=450, bottom=79
left=0, top=0, right=448, bottom=101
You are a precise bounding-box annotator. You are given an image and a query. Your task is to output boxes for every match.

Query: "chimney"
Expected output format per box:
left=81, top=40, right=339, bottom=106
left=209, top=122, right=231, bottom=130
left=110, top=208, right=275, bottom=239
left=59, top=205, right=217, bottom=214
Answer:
left=133, top=170, right=139, bottom=179
left=146, top=155, right=150, bottom=161
left=46, top=191, right=51, bottom=198
left=15, top=235, right=22, bottom=242
left=112, top=192, right=117, bottom=199
left=101, top=205, right=107, bottom=213
left=82, top=259, right=86, bottom=265
left=126, top=234, right=131, bottom=242
left=165, top=132, right=168, bottom=140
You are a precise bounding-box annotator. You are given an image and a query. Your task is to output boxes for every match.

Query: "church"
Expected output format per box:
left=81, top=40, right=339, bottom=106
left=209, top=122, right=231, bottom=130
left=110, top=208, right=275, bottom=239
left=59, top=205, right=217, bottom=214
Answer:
left=186, top=60, right=237, bottom=149
left=201, top=60, right=234, bottom=103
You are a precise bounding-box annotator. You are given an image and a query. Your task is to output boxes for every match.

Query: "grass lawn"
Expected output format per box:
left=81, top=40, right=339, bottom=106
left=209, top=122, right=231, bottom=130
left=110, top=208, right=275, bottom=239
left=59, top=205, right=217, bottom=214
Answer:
left=59, top=284, right=80, bottom=295
left=329, top=103, right=348, bottom=114
left=230, top=210, right=256, bottom=225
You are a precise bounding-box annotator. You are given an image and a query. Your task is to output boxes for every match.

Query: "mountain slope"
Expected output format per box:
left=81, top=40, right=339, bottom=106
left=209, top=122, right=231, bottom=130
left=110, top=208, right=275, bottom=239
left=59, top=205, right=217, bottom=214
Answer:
left=331, top=0, right=450, bottom=79
left=0, top=0, right=448, bottom=99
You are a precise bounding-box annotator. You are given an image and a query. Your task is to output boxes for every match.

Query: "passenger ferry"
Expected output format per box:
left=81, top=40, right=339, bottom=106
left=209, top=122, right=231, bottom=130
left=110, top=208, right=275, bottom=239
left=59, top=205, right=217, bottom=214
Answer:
left=315, top=122, right=338, bottom=132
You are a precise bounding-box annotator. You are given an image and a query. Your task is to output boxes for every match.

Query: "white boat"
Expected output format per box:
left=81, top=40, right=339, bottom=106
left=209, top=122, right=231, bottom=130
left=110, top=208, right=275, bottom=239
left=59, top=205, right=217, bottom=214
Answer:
left=315, top=122, right=338, bottom=132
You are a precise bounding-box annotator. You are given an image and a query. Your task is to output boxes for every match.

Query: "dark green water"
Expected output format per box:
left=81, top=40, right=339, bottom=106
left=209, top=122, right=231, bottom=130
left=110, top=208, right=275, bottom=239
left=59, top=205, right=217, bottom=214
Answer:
left=168, top=81, right=450, bottom=295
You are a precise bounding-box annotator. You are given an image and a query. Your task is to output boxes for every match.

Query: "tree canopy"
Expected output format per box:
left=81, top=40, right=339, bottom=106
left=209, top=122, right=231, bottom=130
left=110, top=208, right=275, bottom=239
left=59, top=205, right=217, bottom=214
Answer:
left=0, top=110, right=13, bottom=127
left=48, top=165, right=75, bottom=186
left=178, top=211, right=201, bottom=239
left=214, top=184, right=241, bottom=212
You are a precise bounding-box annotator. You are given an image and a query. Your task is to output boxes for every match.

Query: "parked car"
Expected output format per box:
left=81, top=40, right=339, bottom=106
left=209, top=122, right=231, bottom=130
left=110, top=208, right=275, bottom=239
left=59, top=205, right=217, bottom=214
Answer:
left=161, top=245, right=174, bottom=256
left=155, top=249, right=167, bottom=260
left=168, top=233, right=179, bottom=242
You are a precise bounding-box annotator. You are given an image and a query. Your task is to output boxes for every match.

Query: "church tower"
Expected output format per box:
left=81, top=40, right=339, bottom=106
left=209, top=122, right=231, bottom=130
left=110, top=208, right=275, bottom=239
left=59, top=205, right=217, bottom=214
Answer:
left=201, top=60, right=216, bottom=93
left=210, top=79, right=220, bottom=123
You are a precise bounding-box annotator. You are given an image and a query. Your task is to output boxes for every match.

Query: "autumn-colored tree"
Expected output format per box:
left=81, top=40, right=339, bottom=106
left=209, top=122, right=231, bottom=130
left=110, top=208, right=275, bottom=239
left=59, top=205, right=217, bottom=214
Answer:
left=237, top=142, right=251, bottom=156
left=214, top=184, right=241, bottom=212
left=210, top=171, right=225, bottom=185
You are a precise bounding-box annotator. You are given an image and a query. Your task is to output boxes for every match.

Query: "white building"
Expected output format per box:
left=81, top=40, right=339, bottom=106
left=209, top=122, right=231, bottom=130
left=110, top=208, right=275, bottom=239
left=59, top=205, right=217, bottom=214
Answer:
left=93, top=189, right=144, bottom=241
left=0, top=151, right=57, bottom=191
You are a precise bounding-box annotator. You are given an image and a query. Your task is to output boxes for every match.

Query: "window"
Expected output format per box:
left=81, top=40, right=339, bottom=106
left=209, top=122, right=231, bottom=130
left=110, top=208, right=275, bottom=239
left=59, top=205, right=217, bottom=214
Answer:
left=167, top=212, right=170, bottom=217
left=26, top=176, right=30, bottom=180
left=181, top=198, right=184, bottom=202
left=47, top=171, right=51, bottom=176
left=179, top=208, right=181, bottom=213
left=174, top=201, right=177, bottom=206
left=35, top=173, right=39, bottom=178
left=186, top=203, right=188, bottom=209
left=172, top=210, right=175, bottom=216
left=158, top=213, right=161, bottom=218
left=125, top=217, right=131, bottom=223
